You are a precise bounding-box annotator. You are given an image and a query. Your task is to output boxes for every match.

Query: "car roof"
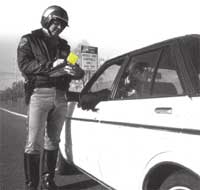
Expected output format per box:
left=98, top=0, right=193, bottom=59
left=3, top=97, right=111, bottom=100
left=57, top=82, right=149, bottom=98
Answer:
left=107, top=34, right=200, bottom=62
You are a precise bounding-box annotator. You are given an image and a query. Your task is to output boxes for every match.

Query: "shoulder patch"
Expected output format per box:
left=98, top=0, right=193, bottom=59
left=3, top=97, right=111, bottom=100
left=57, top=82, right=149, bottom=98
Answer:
left=19, top=37, right=28, bottom=48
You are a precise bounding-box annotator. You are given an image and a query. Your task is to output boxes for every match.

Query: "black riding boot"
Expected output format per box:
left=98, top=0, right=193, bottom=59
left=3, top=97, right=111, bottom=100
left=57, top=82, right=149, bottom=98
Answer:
left=24, top=153, right=40, bottom=190
left=40, top=149, right=59, bottom=190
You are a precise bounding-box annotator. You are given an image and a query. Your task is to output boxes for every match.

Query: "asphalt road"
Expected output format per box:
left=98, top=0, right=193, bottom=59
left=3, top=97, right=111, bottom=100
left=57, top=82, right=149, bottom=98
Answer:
left=0, top=109, right=107, bottom=190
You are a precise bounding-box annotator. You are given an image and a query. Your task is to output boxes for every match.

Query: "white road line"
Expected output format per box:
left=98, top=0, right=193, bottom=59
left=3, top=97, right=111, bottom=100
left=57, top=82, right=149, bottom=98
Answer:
left=0, top=107, right=27, bottom=118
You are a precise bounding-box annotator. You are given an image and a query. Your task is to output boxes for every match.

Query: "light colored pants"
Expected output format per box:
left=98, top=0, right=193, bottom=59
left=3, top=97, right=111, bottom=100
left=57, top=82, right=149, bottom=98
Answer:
left=25, top=87, right=68, bottom=154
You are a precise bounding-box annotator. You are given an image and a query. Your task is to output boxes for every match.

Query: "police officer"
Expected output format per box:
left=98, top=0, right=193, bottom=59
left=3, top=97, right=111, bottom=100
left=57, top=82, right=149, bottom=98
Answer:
left=17, top=5, right=84, bottom=190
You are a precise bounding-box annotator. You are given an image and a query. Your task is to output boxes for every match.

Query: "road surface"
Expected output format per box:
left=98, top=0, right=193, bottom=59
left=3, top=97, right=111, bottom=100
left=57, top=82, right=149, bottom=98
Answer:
left=0, top=108, right=107, bottom=190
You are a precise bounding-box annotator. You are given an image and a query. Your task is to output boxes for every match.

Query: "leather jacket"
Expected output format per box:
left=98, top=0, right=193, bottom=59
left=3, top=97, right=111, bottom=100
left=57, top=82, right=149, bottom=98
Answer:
left=17, top=28, right=83, bottom=104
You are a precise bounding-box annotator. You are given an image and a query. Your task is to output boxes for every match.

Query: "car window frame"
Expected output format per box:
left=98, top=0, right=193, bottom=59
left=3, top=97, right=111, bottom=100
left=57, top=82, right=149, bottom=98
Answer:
left=80, top=35, right=200, bottom=101
left=113, top=41, right=193, bottom=100
left=176, top=37, right=200, bottom=95
left=80, top=55, right=130, bottom=100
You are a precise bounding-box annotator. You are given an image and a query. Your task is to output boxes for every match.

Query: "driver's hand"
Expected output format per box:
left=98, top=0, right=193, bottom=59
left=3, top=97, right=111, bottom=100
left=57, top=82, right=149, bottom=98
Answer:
left=79, top=93, right=98, bottom=110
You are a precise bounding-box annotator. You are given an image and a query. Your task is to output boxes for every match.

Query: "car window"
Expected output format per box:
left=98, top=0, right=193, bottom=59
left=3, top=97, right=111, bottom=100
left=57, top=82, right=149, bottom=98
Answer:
left=180, top=36, right=200, bottom=93
left=89, top=57, right=126, bottom=94
left=116, top=46, right=184, bottom=99
left=90, top=64, right=121, bottom=92
left=152, top=68, right=183, bottom=95
left=151, top=46, right=183, bottom=96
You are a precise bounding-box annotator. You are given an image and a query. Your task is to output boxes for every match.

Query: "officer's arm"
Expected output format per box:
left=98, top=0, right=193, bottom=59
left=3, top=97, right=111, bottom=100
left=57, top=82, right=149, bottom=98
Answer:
left=17, top=36, right=51, bottom=75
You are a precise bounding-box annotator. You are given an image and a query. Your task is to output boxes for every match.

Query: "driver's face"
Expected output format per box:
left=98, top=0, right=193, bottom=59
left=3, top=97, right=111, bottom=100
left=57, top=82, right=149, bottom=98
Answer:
left=126, top=67, right=147, bottom=88
left=49, top=20, right=66, bottom=36
left=130, top=68, right=144, bottom=80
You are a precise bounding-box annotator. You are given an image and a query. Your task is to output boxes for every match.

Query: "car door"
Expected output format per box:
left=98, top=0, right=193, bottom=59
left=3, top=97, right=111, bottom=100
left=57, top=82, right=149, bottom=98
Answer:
left=68, top=56, right=129, bottom=180
left=89, top=39, right=200, bottom=189
left=61, top=35, right=200, bottom=190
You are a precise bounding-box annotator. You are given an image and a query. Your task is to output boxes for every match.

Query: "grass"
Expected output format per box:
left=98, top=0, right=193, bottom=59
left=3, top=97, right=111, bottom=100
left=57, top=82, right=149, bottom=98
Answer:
left=0, top=98, right=27, bottom=115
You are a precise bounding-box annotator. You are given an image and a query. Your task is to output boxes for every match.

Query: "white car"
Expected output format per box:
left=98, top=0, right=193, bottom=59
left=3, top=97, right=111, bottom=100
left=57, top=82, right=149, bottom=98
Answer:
left=59, top=34, right=200, bottom=190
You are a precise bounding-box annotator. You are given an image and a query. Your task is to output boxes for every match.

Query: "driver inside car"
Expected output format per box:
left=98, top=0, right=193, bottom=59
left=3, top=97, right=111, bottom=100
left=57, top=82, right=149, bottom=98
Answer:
left=79, top=61, right=149, bottom=110
left=120, top=61, right=149, bottom=98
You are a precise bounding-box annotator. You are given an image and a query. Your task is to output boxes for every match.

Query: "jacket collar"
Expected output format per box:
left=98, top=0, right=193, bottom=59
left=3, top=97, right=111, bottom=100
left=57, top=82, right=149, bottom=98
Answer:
left=31, top=28, right=45, bottom=38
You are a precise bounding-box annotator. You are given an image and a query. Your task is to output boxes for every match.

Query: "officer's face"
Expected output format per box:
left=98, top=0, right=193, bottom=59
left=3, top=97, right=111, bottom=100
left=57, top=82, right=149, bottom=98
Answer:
left=49, top=19, right=66, bottom=36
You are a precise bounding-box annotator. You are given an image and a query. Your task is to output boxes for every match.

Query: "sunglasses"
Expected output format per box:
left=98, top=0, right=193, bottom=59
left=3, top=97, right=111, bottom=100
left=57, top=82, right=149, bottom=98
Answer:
left=51, top=19, right=67, bottom=29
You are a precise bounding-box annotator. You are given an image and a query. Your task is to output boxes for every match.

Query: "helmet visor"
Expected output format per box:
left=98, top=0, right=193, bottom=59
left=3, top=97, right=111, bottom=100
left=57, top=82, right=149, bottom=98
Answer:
left=51, top=18, right=68, bottom=30
left=53, top=15, right=68, bottom=27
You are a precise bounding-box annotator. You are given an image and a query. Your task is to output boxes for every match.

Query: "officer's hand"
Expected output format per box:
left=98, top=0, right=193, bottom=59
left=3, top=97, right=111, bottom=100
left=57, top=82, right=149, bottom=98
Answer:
left=53, top=59, right=64, bottom=67
left=63, top=65, right=76, bottom=76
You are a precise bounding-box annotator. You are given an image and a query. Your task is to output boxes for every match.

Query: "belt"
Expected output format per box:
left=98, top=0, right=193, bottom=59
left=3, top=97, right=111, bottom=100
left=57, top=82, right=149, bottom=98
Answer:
left=34, top=83, right=55, bottom=88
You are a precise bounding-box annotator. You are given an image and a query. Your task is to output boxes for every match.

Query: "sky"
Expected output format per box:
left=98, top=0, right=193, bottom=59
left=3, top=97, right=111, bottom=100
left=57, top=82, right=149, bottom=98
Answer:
left=1, top=0, right=200, bottom=73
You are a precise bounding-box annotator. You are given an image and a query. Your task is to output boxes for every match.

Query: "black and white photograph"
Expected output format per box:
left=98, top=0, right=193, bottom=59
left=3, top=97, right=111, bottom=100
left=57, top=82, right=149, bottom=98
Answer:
left=1, top=0, right=200, bottom=190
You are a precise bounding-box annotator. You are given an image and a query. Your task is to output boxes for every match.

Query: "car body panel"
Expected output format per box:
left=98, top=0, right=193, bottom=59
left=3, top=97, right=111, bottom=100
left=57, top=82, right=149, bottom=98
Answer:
left=59, top=34, right=200, bottom=190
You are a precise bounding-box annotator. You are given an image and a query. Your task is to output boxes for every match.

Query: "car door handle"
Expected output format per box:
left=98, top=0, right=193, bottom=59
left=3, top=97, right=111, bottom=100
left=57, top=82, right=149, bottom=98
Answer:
left=155, top=107, right=172, bottom=114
